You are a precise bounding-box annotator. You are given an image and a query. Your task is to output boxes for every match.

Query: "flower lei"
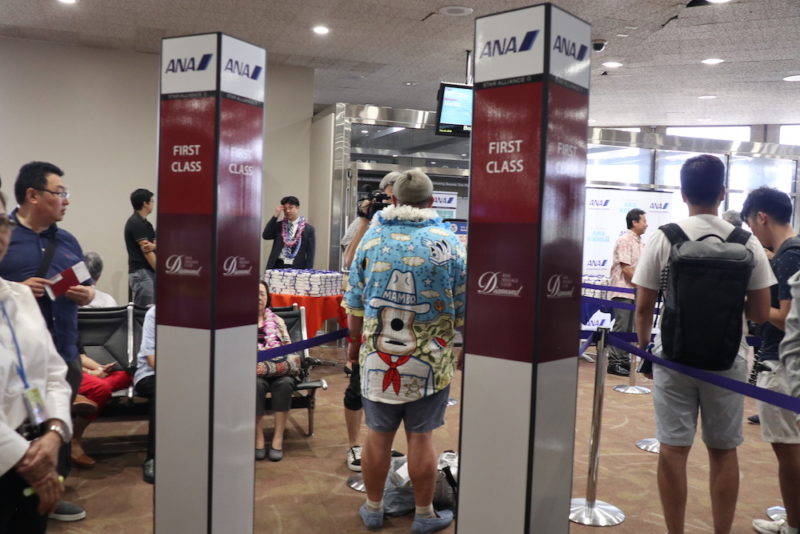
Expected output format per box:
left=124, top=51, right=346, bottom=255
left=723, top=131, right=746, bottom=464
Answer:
left=281, top=216, right=306, bottom=259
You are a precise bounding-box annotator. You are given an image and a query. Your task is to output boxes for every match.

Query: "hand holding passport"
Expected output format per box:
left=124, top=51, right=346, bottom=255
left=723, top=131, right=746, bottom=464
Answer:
left=45, top=261, right=92, bottom=300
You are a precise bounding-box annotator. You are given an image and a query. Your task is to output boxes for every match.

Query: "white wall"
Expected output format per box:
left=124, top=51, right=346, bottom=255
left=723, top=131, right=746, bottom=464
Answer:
left=0, top=37, right=314, bottom=301
left=261, top=63, right=314, bottom=271
left=308, top=113, right=335, bottom=269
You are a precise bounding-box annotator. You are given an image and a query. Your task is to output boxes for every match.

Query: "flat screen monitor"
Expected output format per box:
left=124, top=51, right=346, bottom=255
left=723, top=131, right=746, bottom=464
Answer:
left=435, top=83, right=472, bottom=137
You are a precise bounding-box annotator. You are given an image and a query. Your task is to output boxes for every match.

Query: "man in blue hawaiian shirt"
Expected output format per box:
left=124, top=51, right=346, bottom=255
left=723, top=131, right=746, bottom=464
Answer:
left=344, top=169, right=466, bottom=533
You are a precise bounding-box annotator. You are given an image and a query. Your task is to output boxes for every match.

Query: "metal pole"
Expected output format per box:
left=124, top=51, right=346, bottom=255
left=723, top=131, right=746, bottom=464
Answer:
left=613, top=339, right=651, bottom=395
left=570, top=328, right=626, bottom=526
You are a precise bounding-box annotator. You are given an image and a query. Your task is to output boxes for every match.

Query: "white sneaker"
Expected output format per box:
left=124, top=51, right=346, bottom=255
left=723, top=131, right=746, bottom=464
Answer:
left=347, top=446, right=362, bottom=472
left=753, top=518, right=790, bottom=534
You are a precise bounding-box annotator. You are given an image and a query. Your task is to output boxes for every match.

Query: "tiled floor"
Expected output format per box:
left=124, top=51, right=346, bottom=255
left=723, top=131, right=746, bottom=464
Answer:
left=49, top=346, right=782, bottom=533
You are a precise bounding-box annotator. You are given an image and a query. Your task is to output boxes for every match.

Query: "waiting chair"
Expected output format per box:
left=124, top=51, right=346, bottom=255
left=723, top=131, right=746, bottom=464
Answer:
left=265, top=306, right=329, bottom=436
left=77, top=303, right=149, bottom=418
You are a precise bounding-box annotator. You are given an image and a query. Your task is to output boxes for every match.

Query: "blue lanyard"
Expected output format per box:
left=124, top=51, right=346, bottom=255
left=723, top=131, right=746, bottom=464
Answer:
left=0, top=301, right=29, bottom=389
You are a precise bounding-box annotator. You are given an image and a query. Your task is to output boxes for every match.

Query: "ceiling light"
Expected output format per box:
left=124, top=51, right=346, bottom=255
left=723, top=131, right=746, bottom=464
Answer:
left=461, top=153, right=468, bottom=157
left=697, top=118, right=713, bottom=122
left=616, top=33, right=629, bottom=38
left=783, top=75, right=800, bottom=82
left=392, top=154, right=399, bottom=157
left=404, top=81, right=419, bottom=86
left=437, top=6, right=474, bottom=16
left=701, top=58, right=724, bottom=65
left=601, top=61, right=623, bottom=68
left=698, top=95, right=717, bottom=99
left=430, top=161, right=437, bottom=164
left=312, top=25, right=329, bottom=35
left=707, top=0, right=732, bottom=3
left=361, top=130, right=369, bottom=134
left=625, top=26, right=638, bottom=30
left=58, top=0, right=78, bottom=4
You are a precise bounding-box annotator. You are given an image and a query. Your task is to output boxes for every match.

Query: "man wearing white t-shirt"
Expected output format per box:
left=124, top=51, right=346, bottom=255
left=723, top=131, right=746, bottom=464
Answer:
left=633, top=154, right=774, bottom=534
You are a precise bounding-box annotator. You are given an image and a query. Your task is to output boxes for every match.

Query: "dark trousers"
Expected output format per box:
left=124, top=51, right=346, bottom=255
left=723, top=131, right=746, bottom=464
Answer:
left=57, top=358, right=83, bottom=478
left=609, top=298, right=635, bottom=366
left=0, top=470, right=48, bottom=534
left=256, top=375, right=295, bottom=415
left=135, top=376, right=156, bottom=459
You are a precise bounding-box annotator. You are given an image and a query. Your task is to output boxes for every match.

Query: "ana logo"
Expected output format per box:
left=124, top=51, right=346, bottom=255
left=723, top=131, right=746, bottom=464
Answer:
left=649, top=202, right=669, bottom=211
left=477, top=271, right=523, bottom=297
left=479, top=30, right=539, bottom=58
left=586, top=259, right=608, bottom=268
left=164, top=53, right=213, bottom=74
left=546, top=274, right=575, bottom=299
left=222, top=256, right=253, bottom=277
left=224, top=59, right=262, bottom=80
left=165, top=255, right=203, bottom=276
left=552, top=35, right=588, bottom=61
left=588, top=199, right=611, bottom=208
left=586, top=318, right=609, bottom=327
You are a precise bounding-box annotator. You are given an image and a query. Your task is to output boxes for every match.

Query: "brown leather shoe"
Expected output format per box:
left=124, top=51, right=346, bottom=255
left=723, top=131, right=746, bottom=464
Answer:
left=71, top=446, right=96, bottom=468
left=72, top=395, right=98, bottom=418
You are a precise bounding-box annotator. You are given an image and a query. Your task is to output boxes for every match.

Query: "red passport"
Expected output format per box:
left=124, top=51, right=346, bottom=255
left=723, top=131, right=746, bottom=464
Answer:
left=45, top=261, right=92, bottom=300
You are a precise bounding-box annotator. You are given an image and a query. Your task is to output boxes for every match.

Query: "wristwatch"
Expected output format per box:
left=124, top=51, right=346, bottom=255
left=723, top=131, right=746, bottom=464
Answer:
left=47, top=421, right=71, bottom=444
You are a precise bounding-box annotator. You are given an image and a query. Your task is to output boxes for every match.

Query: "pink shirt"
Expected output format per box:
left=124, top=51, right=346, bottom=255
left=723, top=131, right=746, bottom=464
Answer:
left=608, top=230, right=643, bottom=300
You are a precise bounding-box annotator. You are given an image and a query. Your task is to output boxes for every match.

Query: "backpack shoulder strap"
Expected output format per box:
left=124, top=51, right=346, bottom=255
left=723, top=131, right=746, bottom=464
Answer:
left=659, top=223, right=689, bottom=246
left=779, top=236, right=800, bottom=253
left=725, top=227, right=751, bottom=246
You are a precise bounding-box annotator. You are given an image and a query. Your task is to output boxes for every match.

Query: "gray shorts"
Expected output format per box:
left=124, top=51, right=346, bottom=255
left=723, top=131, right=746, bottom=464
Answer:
left=757, top=361, right=800, bottom=444
left=362, top=385, right=450, bottom=434
left=653, top=357, right=745, bottom=449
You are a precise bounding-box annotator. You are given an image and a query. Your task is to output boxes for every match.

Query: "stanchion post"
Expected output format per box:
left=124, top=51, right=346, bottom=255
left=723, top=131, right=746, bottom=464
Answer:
left=569, top=328, right=626, bottom=526
left=613, top=335, right=651, bottom=395
left=767, top=506, right=787, bottom=521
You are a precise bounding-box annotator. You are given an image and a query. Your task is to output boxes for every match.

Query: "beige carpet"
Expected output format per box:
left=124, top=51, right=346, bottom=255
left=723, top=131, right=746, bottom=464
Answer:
left=48, top=346, right=781, bottom=533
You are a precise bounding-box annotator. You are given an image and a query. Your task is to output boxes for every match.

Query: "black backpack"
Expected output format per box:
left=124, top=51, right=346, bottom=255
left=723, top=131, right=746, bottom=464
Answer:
left=659, top=223, right=755, bottom=370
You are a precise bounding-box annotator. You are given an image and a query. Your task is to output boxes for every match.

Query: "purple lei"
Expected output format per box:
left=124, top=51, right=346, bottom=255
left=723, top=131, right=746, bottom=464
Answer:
left=281, top=216, right=306, bottom=259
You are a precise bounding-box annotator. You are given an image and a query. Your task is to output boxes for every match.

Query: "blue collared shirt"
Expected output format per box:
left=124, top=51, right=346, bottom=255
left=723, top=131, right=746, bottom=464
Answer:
left=0, top=209, right=86, bottom=362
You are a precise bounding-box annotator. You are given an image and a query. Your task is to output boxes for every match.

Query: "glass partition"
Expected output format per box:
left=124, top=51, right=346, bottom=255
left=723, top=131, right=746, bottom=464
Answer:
left=728, top=156, right=796, bottom=193
left=586, top=144, right=652, bottom=185
left=655, top=151, right=726, bottom=187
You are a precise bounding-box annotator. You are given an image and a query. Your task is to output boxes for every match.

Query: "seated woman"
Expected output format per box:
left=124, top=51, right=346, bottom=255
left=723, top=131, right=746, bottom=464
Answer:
left=256, top=281, right=302, bottom=462
left=70, top=350, right=132, bottom=467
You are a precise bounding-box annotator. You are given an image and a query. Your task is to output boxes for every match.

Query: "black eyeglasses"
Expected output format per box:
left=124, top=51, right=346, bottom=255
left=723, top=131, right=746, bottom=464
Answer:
left=37, top=188, right=70, bottom=199
left=0, top=214, right=16, bottom=231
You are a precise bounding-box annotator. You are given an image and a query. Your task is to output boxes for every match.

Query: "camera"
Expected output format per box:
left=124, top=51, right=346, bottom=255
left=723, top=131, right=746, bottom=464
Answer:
left=358, top=190, right=391, bottom=220
left=592, top=39, right=607, bottom=52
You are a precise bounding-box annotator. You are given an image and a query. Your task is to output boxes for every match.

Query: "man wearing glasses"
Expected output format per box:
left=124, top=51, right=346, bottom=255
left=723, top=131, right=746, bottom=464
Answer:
left=0, top=161, right=94, bottom=524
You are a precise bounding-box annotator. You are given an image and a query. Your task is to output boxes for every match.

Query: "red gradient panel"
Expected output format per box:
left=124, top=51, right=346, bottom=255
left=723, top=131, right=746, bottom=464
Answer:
left=157, top=96, right=217, bottom=328
left=156, top=213, right=213, bottom=329
left=158, top=97, right=217, bottom=215
left=537, top=84, right=589, bottom=363
left=215, top=97, right=263, bottom=329
left=465, top=82, right=543, bottom=363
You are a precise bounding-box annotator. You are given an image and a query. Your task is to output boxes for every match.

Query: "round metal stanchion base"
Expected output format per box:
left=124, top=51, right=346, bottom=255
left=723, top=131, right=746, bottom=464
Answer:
left=613, top=384, right=651, bottom=395
left=569, top=498, right=625, bottom=526
left=347, top=474, right=366, bottom=493
left=636, top=438, right=660, bottom=453
left=767, top=505, right=787, bottom=521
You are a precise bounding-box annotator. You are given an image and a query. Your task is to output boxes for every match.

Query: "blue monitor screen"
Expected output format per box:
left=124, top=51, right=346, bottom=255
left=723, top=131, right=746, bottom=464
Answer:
left=436, top=83, right=472, bottom=137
